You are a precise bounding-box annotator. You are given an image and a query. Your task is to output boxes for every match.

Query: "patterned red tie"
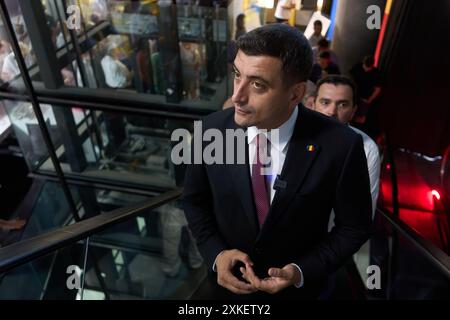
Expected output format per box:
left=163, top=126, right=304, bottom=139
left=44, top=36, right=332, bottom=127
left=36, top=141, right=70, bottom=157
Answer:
left=251, top=134, right=270, bottom=226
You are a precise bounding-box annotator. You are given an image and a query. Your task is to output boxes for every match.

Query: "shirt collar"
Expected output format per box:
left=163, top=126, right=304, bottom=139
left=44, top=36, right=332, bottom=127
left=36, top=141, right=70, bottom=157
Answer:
left=247, top=106, right=298, bottom=152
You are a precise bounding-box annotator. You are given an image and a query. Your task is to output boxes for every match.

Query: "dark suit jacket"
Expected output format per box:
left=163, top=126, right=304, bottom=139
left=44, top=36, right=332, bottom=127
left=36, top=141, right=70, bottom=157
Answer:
left=181, top=105, right=372, bottom=299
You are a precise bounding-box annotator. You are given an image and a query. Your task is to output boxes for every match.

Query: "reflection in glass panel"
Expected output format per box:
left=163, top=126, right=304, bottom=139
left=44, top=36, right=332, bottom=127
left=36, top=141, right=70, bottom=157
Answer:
left=379, top=149, right=450, bottom=252
left=0, top=17, right=25, bottom=92
left=40, top=0, right=229, bottom=109
left=0, top=102, right=11, bottom=140
left=62, top=48, right=101, bottom=89
left=0, top=180, right=158, bottom=249
left=2, top=0, right=47, bottom=90
left=41, top=1, right=93, bottom=88
left=0, top=185, right=204, bottom=299
left=41, top=0, right=62, bottom=48
left=71, top=184, right=153, bottom=222
left=98, top=34, right=134, bottom=89
left=95, top=188, right=149, bottom=210
left=84, top=202, right=206, bottom=299
left=20, top=181, right=75, bottom=239
left=1, top=99, right=55, bottom=171
left=0, top=241, right=87, bottom=299
left=43, top=0, right=86, bottom=49
left=35, top=104, right=189, bottom=190
left=0, top=181, right=79, bottom=248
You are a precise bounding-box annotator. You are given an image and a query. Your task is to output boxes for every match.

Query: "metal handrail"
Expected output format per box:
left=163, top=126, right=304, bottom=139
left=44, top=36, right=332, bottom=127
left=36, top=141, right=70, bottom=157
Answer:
left=0, top=188, right=182, bottom=274
left=378, top=208, right=450, bottom=281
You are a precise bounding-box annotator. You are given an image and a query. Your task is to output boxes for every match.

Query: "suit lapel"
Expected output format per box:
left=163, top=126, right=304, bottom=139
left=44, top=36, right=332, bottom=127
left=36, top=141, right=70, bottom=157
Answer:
left=259, top=106, right=321, bottom=236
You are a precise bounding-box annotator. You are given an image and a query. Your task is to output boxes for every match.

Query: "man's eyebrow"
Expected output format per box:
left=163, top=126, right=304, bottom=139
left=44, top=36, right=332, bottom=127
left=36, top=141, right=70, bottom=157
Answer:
left=319, top=97, right=352, bottom=104
left=335, top=99, right=352, bottom=104
left=247, top=75, right=270, bottom=86
left=232, top=64, right=270, bottom=85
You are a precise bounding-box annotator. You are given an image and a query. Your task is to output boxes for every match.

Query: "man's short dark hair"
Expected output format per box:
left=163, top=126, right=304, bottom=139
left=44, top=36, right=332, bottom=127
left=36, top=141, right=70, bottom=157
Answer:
left=315, top=75, right=358, bottom=106
left=317, top=38, right=329, bottom=48
left=319, top=51, right=331, bottom=59
left=235, top=23, right=313, bottom=85
left=363, top=55, right=375, bottom=67
left=314, top=20, right=322, bottom=26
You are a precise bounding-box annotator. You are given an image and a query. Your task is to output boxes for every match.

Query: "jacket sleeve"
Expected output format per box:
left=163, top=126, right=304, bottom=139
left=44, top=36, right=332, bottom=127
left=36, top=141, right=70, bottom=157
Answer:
left=181, top=138, right=228, bottom=270
left=295, top=134, right=372, bottom=287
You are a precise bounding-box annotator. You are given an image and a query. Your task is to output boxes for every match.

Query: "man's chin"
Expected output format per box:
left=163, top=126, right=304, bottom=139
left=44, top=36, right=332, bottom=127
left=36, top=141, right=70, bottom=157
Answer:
left=234, top=112, right=252, bottom=127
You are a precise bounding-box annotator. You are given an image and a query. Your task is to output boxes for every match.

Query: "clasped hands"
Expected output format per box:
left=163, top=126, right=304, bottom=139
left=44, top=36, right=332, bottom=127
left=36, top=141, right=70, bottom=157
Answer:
left=215, top=249, right=301, bottom=295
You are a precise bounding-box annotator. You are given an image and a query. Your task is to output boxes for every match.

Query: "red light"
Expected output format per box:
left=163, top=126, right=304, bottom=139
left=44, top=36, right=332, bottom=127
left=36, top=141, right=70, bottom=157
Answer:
left=431, top=190, right=441, bottom=201
left=386, top=164, right=391, bottom=170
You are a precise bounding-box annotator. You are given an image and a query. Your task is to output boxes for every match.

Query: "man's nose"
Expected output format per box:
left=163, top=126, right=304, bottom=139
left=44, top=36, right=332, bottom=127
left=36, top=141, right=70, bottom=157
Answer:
left=327, top=104, right=338, bottom=118
left=231, top=82, right=248, bottom=106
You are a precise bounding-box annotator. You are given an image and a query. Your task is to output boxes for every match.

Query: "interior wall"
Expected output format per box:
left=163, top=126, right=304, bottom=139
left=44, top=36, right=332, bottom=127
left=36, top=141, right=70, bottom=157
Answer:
left=331, top=0, right=385, bottom=75
left=378, top=0, right=450, bottom=155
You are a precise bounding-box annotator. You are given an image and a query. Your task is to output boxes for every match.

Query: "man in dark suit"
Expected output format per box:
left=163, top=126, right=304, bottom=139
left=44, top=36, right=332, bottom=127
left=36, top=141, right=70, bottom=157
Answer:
left=181, top=24, right=372, bottom=299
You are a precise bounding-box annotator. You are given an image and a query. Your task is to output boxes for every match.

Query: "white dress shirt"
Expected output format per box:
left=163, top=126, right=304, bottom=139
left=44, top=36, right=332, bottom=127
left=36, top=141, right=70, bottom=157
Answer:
left=1, top=52, right=34, bottom=82
left=350, top=126, right=380, bottom=217
left=1, top=52, right=20, bottom=81
left=101, top=55, right=131, bottom=88
left=308, top=33, right=324, bottom=48
left=328, top=126, right=380, bottom=231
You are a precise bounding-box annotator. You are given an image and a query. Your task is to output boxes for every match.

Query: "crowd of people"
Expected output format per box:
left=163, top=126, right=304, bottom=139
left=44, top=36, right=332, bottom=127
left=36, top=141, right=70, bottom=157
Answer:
left=0, top=3, right=384, bottom=288
left=228, top=11, right=383, bottom=138
left=198, top=4, right=386, bottom=299
left=184, top=23, right=378, bottom=300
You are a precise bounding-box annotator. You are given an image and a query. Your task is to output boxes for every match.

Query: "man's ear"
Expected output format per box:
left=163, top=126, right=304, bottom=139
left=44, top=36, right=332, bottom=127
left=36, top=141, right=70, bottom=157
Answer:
left=290, top=82, right=307, bottom=107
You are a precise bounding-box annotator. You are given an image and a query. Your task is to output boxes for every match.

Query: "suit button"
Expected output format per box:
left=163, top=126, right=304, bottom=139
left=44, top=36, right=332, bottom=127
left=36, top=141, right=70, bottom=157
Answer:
left=254, top=247, right=262, bottom=254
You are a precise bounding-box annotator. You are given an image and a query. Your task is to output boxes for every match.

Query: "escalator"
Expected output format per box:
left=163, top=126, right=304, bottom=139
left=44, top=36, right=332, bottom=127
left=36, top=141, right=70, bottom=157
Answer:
left=0, top=187, right=207, bottom=300
left=1, top=181, right=449, bottom=300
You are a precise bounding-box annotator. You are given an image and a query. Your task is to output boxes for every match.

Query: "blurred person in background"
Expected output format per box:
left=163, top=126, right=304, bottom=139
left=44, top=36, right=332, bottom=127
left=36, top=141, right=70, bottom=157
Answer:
left=318, top=51, right=340, bottom=78
left=313, top=75, right=380, bottom=218
left=312, top=38, right=338, bottom=65
left=308, top=20, right=324, bottom=47
left=235, top=14, right=246, bottom=40
left=274, top=0, right=295, bottom=23
left=350, top=55, right=382, bottom=136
